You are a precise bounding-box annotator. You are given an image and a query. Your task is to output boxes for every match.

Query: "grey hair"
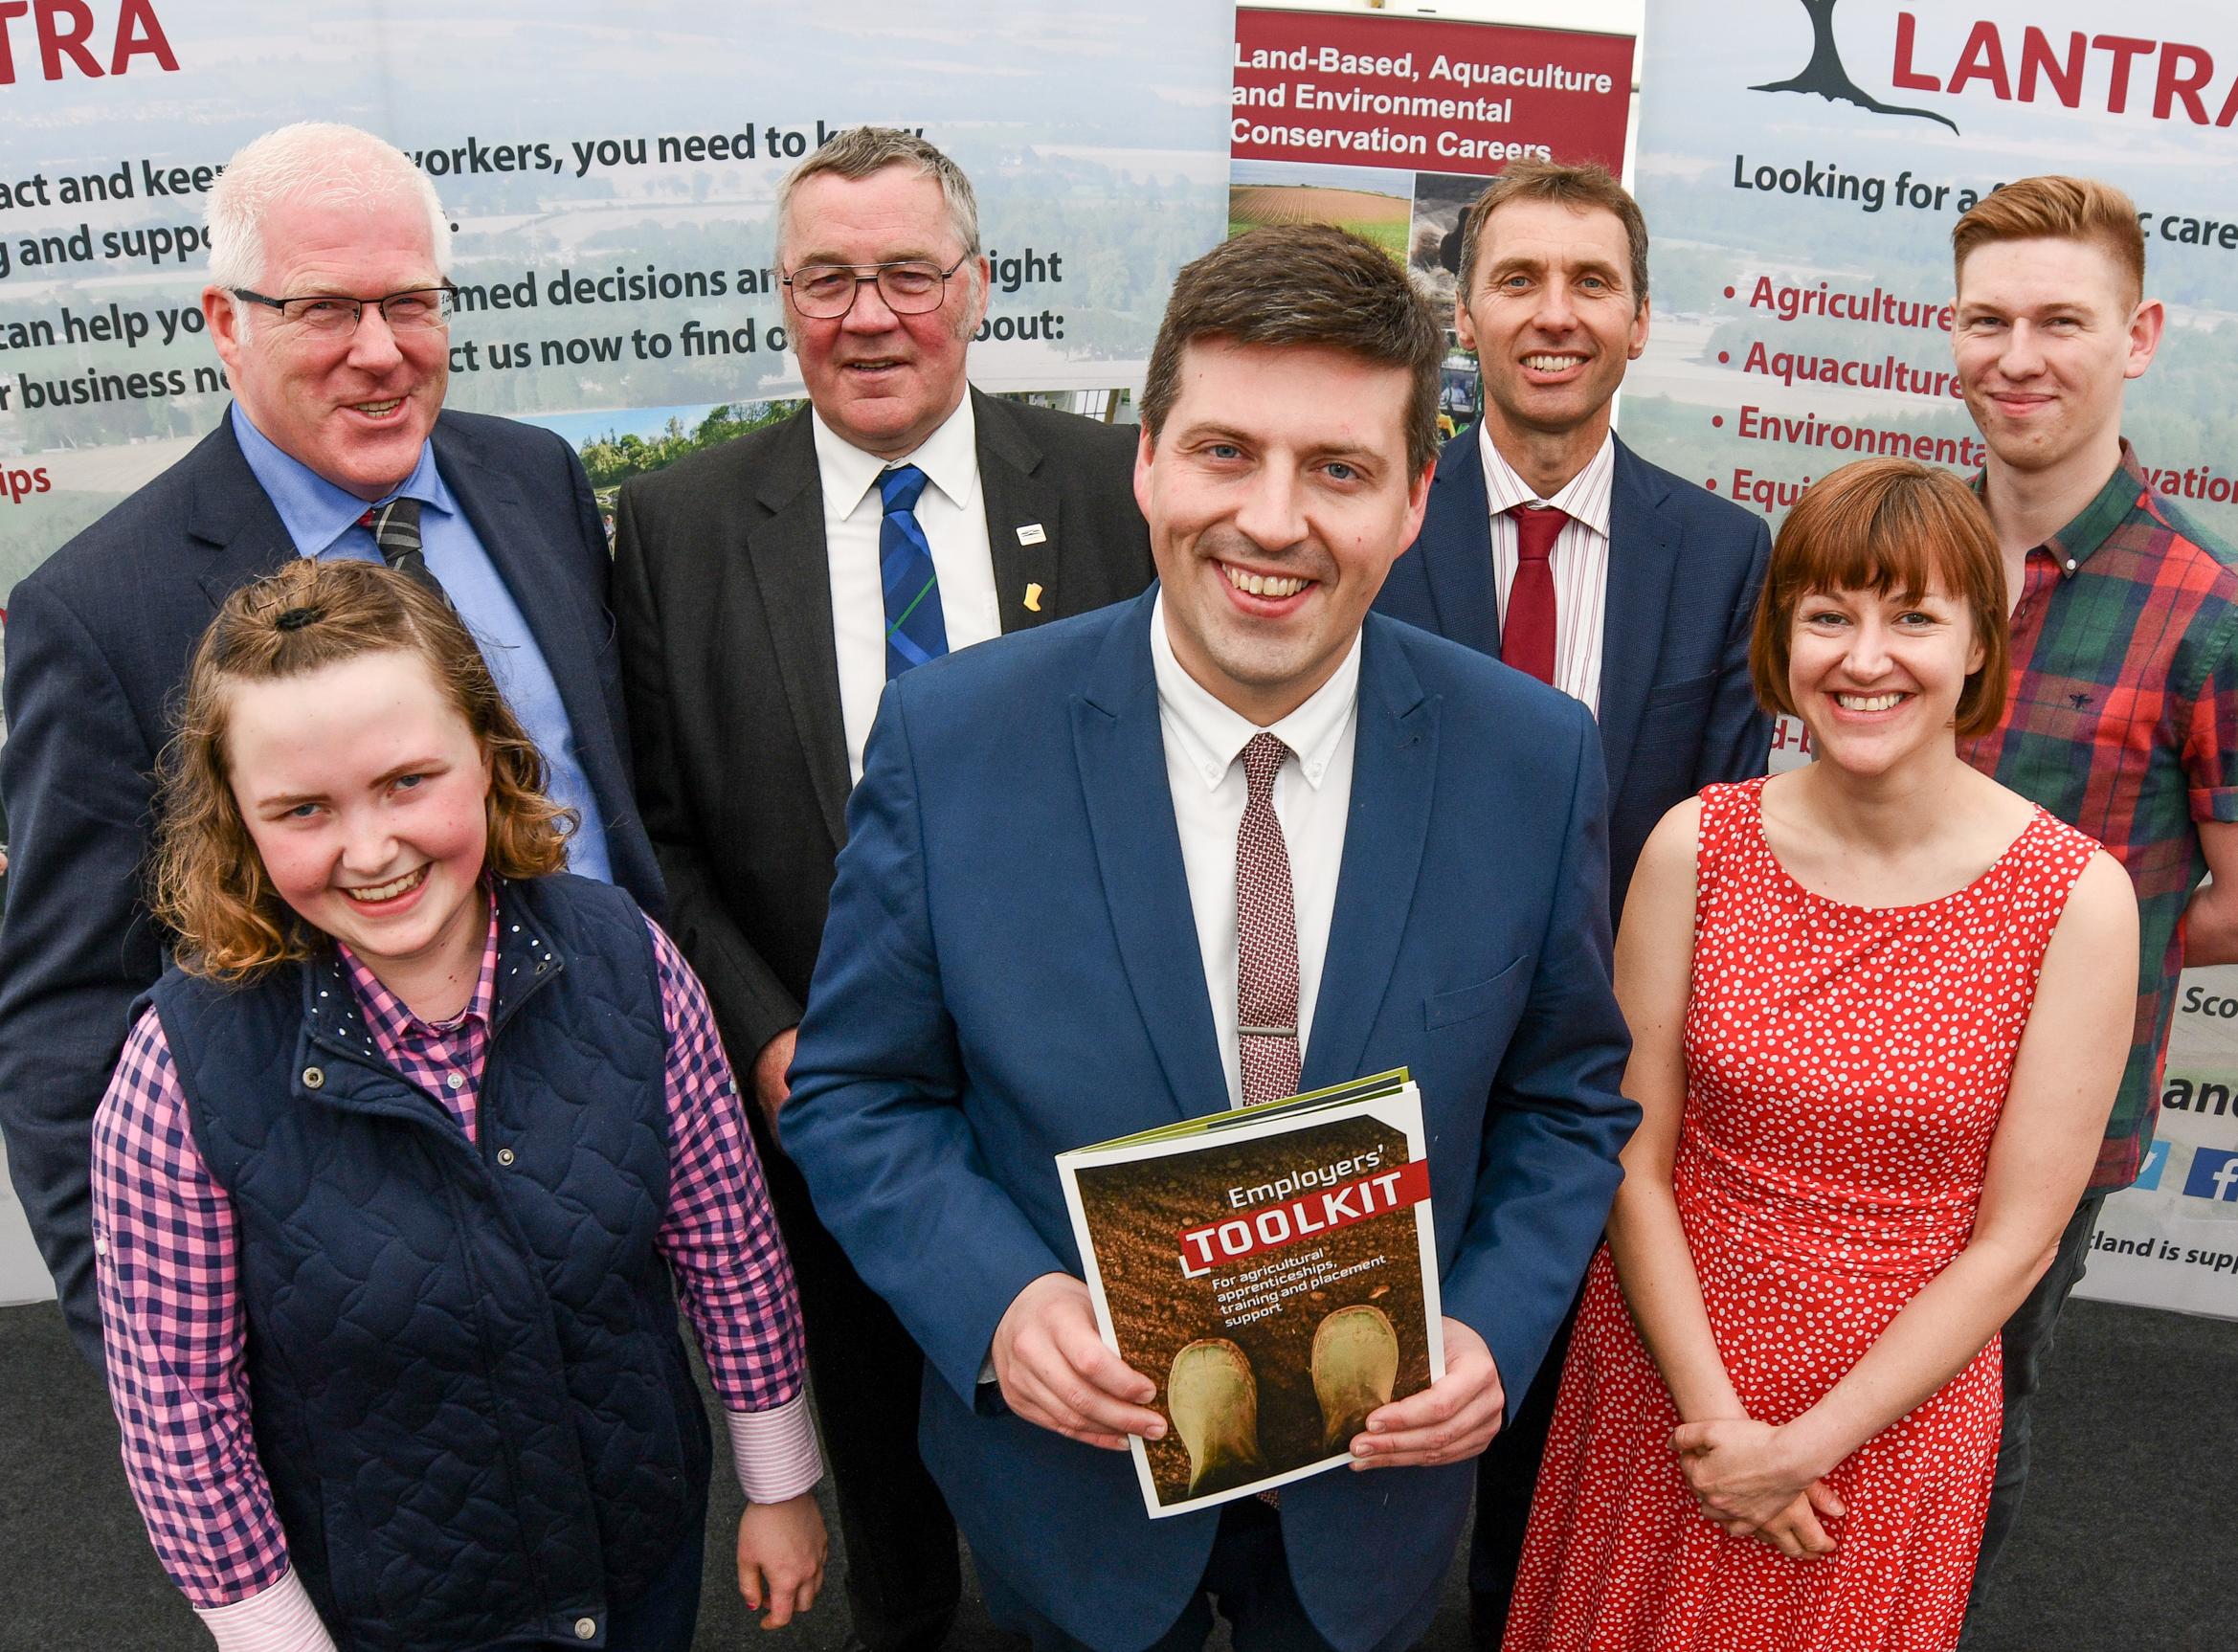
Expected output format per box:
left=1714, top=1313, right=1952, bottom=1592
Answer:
left=772, top=126, right=980, bottom=269
left=206, top=123, right=452, bottom=293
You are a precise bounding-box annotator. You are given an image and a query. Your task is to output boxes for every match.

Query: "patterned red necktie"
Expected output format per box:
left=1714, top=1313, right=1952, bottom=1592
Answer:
left=1235, top=731, right=1302, bottom=1110
left=1504, top=503, right=1565, bottom=686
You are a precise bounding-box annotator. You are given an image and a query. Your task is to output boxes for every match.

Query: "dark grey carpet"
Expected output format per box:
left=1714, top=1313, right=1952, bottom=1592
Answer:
left=1, top=1296, right=2225, bottom=1650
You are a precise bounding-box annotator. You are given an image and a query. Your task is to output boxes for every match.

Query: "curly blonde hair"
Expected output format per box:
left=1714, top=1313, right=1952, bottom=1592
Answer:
left=152, top=559, right=573, bottom=981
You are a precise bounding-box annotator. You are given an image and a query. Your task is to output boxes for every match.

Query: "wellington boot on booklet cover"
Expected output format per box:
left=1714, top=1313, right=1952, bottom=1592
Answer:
left=1057, top=1070, right=1444, bottom=1516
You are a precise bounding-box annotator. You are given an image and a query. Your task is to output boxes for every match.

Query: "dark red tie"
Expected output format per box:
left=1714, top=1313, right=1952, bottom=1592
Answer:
left=1235, top=732, right=1301, bottom=1110
left=1504, top=504, right=1565, bottom=686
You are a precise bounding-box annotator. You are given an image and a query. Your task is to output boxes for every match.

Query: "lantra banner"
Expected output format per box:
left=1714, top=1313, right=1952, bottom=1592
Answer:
left=1628, top=0, right=2238, bottom=1319
left=0, top=0, right=1230, bottom=1306
left=0, top=0, right=1231, bottom=614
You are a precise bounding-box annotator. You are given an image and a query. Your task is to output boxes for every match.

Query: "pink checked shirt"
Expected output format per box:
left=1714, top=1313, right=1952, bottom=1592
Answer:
left=92, top=900, right=820, bottom=1652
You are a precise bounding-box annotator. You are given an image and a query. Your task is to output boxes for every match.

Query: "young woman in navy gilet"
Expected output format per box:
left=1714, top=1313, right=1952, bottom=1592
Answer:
left=92, top=559, right=827, bottom=1652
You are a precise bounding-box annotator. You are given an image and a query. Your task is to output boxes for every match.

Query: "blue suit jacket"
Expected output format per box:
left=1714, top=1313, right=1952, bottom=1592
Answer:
left=784, top=592, right=1636, bottom=1652
left=0, top=410, right=660, bottom=1361
left=1375, top=431, right=1771, bottom=919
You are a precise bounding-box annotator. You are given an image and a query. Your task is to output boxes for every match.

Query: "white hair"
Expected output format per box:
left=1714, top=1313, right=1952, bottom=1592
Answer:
left=206, top=123, right=452, bottom=293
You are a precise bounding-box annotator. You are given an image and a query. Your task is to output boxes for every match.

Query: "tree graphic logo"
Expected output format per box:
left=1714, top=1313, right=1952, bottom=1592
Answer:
left=1751, top=0, right=1959, bottom=134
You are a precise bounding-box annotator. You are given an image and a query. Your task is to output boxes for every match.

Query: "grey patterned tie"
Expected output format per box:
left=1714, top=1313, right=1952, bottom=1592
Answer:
left=1235, top=731, right=1302, bottom=1109
left=362, top=497, right=442, bottom=594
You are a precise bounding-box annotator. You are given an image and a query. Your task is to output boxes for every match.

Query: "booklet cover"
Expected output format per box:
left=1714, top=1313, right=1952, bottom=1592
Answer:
left=1055, top=1069, right=1444, bottom=1517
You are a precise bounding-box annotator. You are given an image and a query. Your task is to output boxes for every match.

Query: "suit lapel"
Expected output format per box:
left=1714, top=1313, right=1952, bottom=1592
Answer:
left=975, top=389, right=1069, bottom=635
left=741, top=413, right=852, bottom=849
left=1421, top=426, right=1501, bottom=657
left=1596, top=439, right=1681, bottom=808
left=1071, top=592, right=1225, bottom=1120
left=189, top=418, right=303, bottom=609
left=435, top=419, right=646, bottom=839
left=1302, top=619, right=1437, bottom=1090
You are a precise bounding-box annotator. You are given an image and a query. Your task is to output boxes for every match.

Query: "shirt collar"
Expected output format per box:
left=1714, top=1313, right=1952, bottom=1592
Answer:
left=230, top=401, right=453, bottom=558
left=1974, top=437, right=2147, bottom=581
left=810, top=390, right=978, bottom=519
left=336, top=892, right=501, bottom=1045
left=1477, top=424, right=1615, bottom=536
left=1149, top=590, right=1361, bottom=793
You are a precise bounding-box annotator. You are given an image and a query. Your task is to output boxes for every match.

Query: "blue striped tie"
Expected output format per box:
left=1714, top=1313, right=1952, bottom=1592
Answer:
left=880, top=463, right=949, bottom=679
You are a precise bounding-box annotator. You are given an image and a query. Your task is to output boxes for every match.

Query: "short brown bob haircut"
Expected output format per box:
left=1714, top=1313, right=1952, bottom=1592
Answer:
left=1457, top=158, right=1650, bottom=309
left=1139, top=223, right=1445, bottom=475
left=153, top=558, right=573, bottom=983
left=1952, top=174, right=2145, bottom=308
left=1749, top=457, right=2010, bottom=739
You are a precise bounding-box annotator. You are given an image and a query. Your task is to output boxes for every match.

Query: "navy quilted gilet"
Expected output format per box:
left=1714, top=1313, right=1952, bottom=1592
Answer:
left=148, top=874, right=712, bottom=1651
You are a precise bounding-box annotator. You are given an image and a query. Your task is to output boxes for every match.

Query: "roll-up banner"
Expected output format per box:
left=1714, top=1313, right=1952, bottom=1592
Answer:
left=1630, top=0, right=2238, bottom=1319
left=1227, top=6, right=1631, bottom=436
left=0, top=0, right=1233, bottom=606
left=0, top=0, right=1230, bottom=1305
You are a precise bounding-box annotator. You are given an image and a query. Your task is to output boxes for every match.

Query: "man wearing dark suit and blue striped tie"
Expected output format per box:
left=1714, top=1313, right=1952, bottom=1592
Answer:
left=0, top=121, right=660, bottom=1383
left=613, top=127, right=1153, bottom=1652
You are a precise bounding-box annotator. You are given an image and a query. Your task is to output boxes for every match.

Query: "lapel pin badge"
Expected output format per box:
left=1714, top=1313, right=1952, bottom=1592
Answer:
left=1023, top=581, right=1044, bottom=613
left=1017, top=523, right=1047, bottom=546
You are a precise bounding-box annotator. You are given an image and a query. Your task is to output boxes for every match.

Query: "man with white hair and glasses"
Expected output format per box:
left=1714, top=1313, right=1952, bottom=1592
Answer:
left=0, top=120, right=660, bottom=1371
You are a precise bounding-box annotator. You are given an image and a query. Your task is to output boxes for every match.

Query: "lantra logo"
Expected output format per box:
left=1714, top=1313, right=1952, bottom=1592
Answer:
left=1756, top=4, right=2238, bottom=136
left=1752, top=0, right=1960, bottom=134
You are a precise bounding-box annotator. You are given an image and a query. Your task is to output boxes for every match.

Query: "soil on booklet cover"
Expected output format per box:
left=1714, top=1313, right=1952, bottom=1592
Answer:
left=1071, top=1113, right=1432, bottom=1507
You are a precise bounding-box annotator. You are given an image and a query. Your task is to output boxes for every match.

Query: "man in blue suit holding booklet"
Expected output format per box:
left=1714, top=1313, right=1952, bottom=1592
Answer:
left=784, top=224, right=1637, bottom=1652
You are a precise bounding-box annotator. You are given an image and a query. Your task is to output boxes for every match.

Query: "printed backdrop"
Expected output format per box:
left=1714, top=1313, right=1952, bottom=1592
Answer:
left=0, top=0, right=1232, bottom=1304
left=1630, top=0, right=2238, bottom=1319
left=0, top=0, right=1234, bottom=607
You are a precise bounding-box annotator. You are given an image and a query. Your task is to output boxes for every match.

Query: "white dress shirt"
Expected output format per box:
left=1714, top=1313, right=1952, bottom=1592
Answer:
left=817, top=395, right=1001, bottom=784
left=1480, top=424, right=1616, bottom=717
left=1150, top=594, right=1360, bottom=1110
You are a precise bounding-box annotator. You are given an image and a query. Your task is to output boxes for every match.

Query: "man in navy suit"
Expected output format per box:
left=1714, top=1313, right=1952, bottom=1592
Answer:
left=0, top=123, right=659, bottom=1366
left=784, top=224, right=1636, bottom=1652
left=1372, top=159, right=1770, bottom=1641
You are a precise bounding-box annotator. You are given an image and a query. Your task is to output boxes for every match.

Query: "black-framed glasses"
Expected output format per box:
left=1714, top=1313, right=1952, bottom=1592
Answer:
left=232, top=284, right=459, bottom=337
left=783, top=256, right=970, bottom=319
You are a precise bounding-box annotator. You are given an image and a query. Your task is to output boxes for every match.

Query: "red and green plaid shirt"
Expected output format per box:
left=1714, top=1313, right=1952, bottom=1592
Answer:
left=1961, top=443, right=2238, bottom=1192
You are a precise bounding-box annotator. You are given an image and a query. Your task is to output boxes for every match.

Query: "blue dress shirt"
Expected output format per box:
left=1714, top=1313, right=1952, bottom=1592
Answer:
left=229, top=405, right=615, bottom=884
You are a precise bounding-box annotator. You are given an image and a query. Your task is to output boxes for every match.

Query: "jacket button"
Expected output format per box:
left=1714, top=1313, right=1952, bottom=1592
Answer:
left=574, top=1618, right=596, bottom=1640
left=302, top=1066, right=325, bottom=1089
left=497, top=1148, right=516, bottom=1167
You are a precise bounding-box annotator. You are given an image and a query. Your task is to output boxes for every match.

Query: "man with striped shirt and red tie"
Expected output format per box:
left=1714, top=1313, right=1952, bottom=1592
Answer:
left=1371, top=158, right=1772, bottom=1643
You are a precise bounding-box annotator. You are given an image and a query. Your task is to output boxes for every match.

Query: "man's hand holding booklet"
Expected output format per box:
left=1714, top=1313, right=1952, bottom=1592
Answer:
left=1052, top=1070, right=1449, bottom=1515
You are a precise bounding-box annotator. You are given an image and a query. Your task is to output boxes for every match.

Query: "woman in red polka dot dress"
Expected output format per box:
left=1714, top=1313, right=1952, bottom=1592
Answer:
left=1504, top=458, right=2138, bottom=1652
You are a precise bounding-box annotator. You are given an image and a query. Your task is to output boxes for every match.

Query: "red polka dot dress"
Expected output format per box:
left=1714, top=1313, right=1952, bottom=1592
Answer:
left=1504, top=777, right=2099, bottom=1652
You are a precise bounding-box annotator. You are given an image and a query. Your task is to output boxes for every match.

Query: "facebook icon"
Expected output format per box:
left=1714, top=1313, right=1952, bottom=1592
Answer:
left=2182, top=1148, right=2238, bottom=1203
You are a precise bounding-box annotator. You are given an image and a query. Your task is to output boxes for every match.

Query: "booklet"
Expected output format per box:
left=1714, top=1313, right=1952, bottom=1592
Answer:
left=1055, top=1068, right=1444, bottom=1517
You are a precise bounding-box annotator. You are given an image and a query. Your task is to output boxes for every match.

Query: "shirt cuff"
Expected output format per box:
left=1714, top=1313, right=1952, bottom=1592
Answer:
left=194, top=1568, right=338, bottom=1652
left=727, top=1393, right=823, bottom=1504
